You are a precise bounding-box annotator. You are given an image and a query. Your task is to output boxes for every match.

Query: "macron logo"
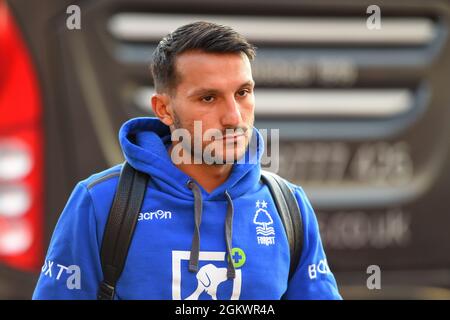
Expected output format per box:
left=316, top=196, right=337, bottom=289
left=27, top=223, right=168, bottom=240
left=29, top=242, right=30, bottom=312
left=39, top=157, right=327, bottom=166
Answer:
left=138, top=209, right=172, bottom=221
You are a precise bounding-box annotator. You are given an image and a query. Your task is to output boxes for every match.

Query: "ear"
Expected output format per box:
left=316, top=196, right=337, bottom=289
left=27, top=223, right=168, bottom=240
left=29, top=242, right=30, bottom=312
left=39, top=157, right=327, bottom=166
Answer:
left=151, top=93, right=174, bottom=126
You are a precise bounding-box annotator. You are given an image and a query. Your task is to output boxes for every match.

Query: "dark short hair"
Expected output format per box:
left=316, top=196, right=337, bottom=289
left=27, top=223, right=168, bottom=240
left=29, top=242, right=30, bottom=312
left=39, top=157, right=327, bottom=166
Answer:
left=151, top=21, right=256, bottom=94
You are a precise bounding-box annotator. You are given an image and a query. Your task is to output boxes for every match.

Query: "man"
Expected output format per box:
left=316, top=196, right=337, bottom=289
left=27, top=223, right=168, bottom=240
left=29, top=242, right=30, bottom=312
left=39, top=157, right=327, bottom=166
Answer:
left=33, top=21, right=341, bottom=300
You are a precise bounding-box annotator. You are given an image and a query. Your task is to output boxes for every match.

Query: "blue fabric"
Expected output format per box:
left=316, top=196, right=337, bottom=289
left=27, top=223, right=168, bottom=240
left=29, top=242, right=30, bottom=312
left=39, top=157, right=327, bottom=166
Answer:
left=32, top=117, right=342, bottom=300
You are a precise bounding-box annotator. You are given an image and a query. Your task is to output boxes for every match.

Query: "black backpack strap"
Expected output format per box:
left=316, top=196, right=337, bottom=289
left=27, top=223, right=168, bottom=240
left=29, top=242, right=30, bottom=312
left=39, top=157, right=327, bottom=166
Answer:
left=97, top=162, right=149, bottom=300
left=260, top=170, right=303, bottom=281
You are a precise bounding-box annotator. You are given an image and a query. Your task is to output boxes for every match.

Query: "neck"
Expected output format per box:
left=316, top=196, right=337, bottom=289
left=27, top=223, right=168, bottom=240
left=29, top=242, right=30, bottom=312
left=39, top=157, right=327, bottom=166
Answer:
left=168, top=144, right=233, bottom=193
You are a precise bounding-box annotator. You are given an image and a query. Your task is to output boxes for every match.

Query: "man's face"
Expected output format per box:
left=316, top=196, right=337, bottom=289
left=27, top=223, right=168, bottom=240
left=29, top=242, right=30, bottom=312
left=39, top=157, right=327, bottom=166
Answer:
left=167, top=50, right=255, bottom=164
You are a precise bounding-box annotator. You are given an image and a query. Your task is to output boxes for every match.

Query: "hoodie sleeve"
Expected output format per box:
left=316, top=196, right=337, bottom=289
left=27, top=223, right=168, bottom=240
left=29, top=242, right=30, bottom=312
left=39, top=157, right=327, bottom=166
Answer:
left=32, top=182, right=103, bottom=300
left=282, top=185, right=342, bottom=300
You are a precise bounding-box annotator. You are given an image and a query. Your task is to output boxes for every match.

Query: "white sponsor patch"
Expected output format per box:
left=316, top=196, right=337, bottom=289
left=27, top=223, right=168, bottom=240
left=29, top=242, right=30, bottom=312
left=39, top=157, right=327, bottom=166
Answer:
left=172, top=251, right=242, bottom=300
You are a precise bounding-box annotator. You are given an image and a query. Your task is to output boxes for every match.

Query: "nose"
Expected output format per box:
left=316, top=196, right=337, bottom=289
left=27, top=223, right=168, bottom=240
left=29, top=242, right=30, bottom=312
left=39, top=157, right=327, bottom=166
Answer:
left=220, top=96, right=242, bottom=128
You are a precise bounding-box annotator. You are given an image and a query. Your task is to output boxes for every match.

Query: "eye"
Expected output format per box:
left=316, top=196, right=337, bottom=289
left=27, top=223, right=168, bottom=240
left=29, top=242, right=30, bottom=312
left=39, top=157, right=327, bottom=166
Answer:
left=201, top=95, right=215, bottom=103
left=237, top=89, right=250, bottom=97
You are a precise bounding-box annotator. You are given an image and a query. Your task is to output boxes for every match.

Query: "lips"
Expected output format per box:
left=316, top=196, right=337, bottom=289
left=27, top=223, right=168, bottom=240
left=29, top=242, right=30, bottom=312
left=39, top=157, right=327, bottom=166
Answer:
left=215, top=128, right=248, bottom=142
left=223, top=132, right=246, bottom=140
left=217, top=134, right=245, bottom=145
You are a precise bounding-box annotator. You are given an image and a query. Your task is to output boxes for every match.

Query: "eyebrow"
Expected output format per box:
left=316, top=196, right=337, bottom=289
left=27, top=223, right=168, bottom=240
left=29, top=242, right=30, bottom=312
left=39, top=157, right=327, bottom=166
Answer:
left=187, top=80, right=255, bottom=98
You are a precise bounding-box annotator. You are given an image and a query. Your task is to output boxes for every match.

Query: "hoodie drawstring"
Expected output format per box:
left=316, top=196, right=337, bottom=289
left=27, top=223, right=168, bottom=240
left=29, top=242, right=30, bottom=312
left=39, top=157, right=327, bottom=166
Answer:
left=187, top=181, right=203, bottom=273
left=224, top=190, right=236, bottom=279
left=187, top=181, right=236, bottom=280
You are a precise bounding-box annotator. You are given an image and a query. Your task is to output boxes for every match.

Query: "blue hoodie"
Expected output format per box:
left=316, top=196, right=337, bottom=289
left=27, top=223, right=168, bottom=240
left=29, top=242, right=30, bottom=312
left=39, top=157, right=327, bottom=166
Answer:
left=32, top=117, right=342, bottom=300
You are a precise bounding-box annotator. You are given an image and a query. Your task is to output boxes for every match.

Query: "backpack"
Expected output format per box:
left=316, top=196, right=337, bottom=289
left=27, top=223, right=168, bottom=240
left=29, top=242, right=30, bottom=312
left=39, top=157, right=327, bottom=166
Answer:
left=97, top=162, right=303, bottom=300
